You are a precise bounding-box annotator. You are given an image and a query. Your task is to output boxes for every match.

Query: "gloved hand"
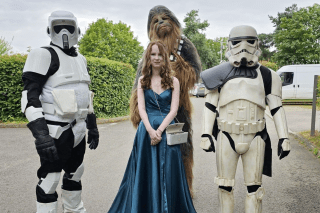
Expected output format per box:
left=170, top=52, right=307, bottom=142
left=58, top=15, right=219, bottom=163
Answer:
left=200, top=134, right=216, bottom=152
left=86, top=113, right=99, bottom=150
left=27, top=117, right=59, bottom=162
left=278, top=138, right=290, bottom=159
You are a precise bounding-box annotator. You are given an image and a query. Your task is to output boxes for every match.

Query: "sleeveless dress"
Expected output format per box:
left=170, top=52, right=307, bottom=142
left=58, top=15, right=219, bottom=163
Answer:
left=108, top=89, right=196, bottom=213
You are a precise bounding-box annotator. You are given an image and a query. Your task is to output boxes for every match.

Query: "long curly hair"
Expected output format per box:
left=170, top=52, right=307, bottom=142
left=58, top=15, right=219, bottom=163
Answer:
left=140, top=40, right=174, bottom=91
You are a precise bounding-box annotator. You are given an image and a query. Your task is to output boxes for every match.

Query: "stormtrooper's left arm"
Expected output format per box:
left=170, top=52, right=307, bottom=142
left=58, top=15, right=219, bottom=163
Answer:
left=266, top=70, right=290, bottom=159
left=82, top=55, right=99, bottom=150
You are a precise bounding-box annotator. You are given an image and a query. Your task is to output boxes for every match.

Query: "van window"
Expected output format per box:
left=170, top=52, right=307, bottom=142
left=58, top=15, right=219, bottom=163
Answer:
left=280, top=72, right=294, bottom=86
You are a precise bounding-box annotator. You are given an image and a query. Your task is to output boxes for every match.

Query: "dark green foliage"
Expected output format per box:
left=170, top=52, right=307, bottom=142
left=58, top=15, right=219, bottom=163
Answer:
left=0, top=54, right=27, bottom=122
left=258, top=33, right=275, bottom=61
left=183, top=10, right=219, bottom=69
left=0, top=54, right=135, bottom=122
left=271, top=4, right=320, bottom=66
left=269, top=4, right=299, bottom=32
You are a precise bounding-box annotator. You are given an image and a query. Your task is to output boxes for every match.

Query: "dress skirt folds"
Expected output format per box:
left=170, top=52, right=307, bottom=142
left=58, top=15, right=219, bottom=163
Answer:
left=108, top=89, right=196, bottom=213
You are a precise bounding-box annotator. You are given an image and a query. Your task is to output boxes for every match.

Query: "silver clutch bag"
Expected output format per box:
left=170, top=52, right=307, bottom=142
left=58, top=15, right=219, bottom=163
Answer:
left=166, top=123, right=188, bottom=145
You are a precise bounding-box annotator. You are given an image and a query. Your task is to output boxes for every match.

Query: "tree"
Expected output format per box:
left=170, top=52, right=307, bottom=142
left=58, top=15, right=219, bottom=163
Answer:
left=0, top=36, right=13, bottom=55
left=258, top=33, right=275, bottom=61
left=207, top=37, right=228, bottom=64
left=269, top=4, right=299, bottom=32
left=183, top=10, right=218, bottom=70
left=78, top=18, right=144, bottom=70
left=272, top=4, right=320, bottom=66
left=260, top=4, right=299, bottom=62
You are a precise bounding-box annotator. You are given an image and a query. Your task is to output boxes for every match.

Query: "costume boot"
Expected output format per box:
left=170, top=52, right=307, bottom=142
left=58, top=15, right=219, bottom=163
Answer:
left=61, top=189, right=87, bottom=213
left=218, top=187, right=234, bottom=213
left=245, top=187, right=265, bottom=213
left=36, top=201, right=57, bottom=213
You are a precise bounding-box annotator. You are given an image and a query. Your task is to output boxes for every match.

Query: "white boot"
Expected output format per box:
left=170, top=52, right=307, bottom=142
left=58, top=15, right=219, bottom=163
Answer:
left=61, top=189, right=87, bottom=213
left=218, top=187, right=234, bottom=213
left=245, top=187, right=265, bottom=213
left=36, top=201, right=58, bottom=213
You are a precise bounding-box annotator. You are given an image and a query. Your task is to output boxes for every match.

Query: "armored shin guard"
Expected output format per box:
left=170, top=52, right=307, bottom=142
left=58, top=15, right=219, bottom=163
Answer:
left=61, top=189, right=87, bottom=213
left=245, top=187, right=265, bottom=213
left=218, top=187, right=234, bottom=213
left=36, top=201, right=58, bottom=213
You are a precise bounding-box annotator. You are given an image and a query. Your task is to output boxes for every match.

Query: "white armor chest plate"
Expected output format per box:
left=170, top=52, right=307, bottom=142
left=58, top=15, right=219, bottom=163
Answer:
left=217, top=67, right=266, bottom=134
left=219, top=67, right=265, bottom=109
left=46, top=46, right=90, bottom=88
left=40, top=46, right=91, bottom=123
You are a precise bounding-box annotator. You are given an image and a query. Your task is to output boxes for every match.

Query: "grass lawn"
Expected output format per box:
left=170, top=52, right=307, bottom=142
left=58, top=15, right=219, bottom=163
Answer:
left=300, top=130, right=320, bottom=157
left=282, top=99, right=313, bottom=102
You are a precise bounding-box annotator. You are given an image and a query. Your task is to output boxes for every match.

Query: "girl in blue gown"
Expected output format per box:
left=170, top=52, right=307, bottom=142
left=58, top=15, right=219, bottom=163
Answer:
left=108, top=41, right=196, bottom=213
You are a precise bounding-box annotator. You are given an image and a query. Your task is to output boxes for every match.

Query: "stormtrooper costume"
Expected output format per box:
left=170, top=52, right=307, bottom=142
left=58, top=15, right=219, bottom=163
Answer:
left=200, top=25, right=290, bottom=213
left=21, top=11, right=99, bottom=213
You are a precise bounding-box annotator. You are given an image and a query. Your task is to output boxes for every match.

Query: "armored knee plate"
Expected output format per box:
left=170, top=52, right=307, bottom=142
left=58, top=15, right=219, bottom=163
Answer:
left=218, top=187, right=234, bottom=213
left=69, top=163, right=84, bottom=182
left=245, top=187, right=265, bottom=213
left=215, top=177, right=235, bottom=187
left=36, top=201, right=58, bottom=213
left=38, top=172, right=61, bottom=194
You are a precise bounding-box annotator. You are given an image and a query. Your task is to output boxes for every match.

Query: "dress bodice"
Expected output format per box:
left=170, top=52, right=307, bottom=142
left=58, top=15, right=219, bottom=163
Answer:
left=144, top=89, right=172, bottom=117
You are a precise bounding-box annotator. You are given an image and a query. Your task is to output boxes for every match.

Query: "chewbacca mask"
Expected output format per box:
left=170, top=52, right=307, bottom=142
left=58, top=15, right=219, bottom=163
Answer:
left=130, top=5, right=201, bottom=197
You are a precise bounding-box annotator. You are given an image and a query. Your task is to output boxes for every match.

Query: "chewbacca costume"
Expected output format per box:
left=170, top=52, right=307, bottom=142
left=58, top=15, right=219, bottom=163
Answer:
left=130, top=5, right=201, bottom=197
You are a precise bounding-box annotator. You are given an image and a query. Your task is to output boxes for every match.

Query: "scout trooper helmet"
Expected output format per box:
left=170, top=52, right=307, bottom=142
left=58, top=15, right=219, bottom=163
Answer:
left=225, top=25, right=261, bottom=67
left=47, top=11, right=80, bottom=49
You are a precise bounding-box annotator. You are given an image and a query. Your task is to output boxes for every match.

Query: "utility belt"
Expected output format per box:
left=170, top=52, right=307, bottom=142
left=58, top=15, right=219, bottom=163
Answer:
left=42, top=98, right=88, bottom=140
left=42, top=102, right=88, bottom=120
left=42, top=88, right=93, bottom=120
left=217, top=118, right=265, bottom=134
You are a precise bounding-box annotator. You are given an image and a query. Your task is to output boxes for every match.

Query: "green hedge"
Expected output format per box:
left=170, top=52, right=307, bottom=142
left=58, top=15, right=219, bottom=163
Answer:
left=259, top=60, right=279, bottom=71
left=0, top=54, right=27, bottom=122
left=0, top=54, right=135, bottom=122
left=87, top=56, right=135, bottom=118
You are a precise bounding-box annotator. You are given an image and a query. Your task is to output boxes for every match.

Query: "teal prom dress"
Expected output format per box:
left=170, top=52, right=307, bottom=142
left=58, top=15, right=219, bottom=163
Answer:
left=108, top=89, right=196, bottom=213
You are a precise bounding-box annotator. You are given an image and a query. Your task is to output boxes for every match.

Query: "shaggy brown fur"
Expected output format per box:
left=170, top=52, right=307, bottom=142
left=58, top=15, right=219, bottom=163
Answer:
left=130, top=5, right=201, bottom=197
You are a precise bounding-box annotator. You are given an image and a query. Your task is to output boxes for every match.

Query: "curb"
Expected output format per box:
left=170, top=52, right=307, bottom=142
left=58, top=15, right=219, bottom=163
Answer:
left=289, top=130, right=320, bottom=159
left=0, top=115, right=130, bottom=128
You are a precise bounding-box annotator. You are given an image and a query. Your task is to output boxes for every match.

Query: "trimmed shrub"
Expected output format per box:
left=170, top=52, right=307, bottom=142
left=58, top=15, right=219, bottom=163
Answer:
left=259, top=60, right=279, bottom=71
left=0, top=54, right=135, bottom=122
left=87, top=56, right=135, bottom=118
left=0, top=54, right=27, bottom=122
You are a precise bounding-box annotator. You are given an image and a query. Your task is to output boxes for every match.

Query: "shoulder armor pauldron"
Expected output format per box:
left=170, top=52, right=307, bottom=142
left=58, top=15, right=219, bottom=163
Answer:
left=201, top=62, right=259, bottom=90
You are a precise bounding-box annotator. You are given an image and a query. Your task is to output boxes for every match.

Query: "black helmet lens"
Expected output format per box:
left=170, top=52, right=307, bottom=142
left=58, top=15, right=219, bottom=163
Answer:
left=231, top=40, right=241, bottom=45
left=54, top=25, right=75, bottom=34
left=231, top=39, right=256, bottom=45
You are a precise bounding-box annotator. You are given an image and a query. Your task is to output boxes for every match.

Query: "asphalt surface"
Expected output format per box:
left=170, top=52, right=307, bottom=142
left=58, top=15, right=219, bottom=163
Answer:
left=1, top=97, right=320, bottom=212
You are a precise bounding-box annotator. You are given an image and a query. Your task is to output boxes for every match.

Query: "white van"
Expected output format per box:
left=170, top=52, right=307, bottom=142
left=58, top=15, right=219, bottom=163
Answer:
left=276, top=64, right=320, bottom=99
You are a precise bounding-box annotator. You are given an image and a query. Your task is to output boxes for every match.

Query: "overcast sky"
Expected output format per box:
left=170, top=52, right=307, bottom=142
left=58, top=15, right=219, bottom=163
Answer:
left=1, top=0, right=316, bottom=54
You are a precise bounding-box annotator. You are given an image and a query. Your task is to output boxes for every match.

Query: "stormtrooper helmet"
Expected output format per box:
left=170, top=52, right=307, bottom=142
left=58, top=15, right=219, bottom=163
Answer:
left=225, top=25, right=261, bottom=67
left=47, top=11, right=80, bottom=49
